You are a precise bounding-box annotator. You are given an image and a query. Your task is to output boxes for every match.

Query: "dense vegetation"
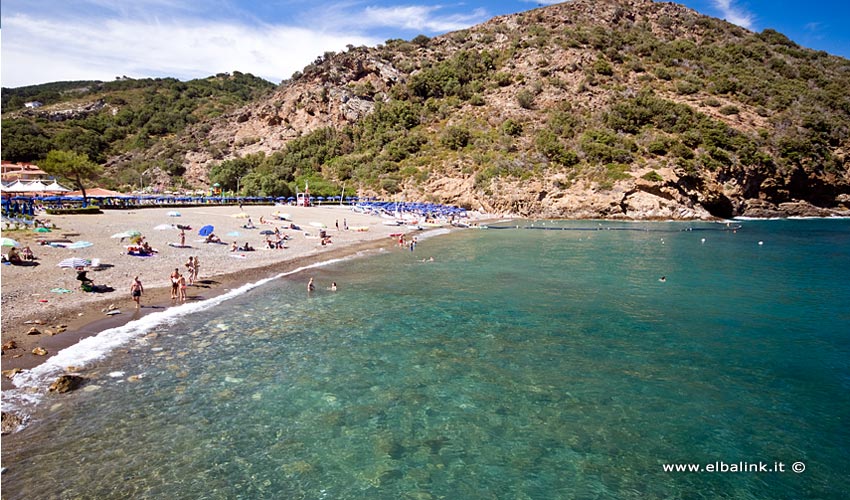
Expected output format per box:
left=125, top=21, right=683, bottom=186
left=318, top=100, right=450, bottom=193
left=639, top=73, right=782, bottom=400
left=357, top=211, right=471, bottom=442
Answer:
left=3, top=0, right=848, bottom=215
left=208, top=6, right=849, bottom=210
left=1, top=73, right=274, bottom=181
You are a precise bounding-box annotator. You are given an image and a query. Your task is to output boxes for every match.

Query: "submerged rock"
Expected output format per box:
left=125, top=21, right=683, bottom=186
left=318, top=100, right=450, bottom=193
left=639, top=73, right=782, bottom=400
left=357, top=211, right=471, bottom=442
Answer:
left=26, top=327, right=42, bottom=335
left=32, top=347, right=48, bottom=356
left=2, top=340, right=17, bottom=352
left=49, top=374, right=85, bottom=393
left=1, top=411, right=24, bottom=435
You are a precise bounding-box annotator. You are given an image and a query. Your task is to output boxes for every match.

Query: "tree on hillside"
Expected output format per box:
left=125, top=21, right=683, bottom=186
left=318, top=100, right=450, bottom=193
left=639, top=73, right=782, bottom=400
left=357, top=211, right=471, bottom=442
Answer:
left=41, top=150, right=103, bottom=205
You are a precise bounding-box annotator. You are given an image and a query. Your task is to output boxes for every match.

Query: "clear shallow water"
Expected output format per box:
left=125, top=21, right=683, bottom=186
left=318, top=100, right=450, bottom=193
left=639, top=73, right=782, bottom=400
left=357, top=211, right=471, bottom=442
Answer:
left=3, top=220, right=849, bottom=499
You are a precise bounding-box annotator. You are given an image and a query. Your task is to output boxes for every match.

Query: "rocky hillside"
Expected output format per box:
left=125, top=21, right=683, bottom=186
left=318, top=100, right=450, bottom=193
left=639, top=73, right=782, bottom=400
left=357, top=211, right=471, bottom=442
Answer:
left=10, top=0, right=850, bottom=218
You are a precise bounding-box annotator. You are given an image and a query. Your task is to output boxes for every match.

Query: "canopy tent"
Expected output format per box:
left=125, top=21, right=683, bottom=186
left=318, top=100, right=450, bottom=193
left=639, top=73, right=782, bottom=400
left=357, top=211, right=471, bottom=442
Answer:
left=66, top=187, right=127, bottom=197
left=44, top=180, right=71, bottom=192
left=2, top=180, right=48, bottom=192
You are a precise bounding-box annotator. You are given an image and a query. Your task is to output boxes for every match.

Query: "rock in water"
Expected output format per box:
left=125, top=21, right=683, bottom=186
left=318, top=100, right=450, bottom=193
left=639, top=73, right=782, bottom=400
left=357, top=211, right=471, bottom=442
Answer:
left=1, top=411, right=24, bottom=435
left=32, top=347, right=48, bottom=356
left=49, top=375, right=85, bottom=393
left=1, top=340, right=17, bottom=352
left=26, top=327, right=42, bottom=335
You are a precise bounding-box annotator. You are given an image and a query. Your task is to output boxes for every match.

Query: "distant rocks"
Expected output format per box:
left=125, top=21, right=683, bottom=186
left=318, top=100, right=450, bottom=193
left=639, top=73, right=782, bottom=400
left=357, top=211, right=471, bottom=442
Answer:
left=21, top=99, right=108, bottom=122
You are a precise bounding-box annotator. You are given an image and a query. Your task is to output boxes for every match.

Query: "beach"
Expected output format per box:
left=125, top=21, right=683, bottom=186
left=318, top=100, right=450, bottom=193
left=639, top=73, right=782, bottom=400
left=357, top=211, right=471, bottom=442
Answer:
left=1, top=204, right=438, bottom=386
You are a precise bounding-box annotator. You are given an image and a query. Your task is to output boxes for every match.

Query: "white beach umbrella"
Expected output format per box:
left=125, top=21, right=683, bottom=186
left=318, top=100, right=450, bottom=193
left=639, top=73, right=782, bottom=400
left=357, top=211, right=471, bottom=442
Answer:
left=1, top=237, right=20, bottom=247
left=58, top=257, right=90, bottom=268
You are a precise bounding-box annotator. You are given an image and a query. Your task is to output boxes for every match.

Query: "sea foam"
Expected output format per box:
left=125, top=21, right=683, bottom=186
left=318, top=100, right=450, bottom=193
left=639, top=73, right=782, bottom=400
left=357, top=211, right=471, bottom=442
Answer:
left=2, top=255, right=353, bottom=418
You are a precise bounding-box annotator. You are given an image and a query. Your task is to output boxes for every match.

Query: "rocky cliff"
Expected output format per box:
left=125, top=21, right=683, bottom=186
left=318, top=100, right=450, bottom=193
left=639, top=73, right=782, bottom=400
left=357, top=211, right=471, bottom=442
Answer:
left=120, top=0, right=850, bottom=219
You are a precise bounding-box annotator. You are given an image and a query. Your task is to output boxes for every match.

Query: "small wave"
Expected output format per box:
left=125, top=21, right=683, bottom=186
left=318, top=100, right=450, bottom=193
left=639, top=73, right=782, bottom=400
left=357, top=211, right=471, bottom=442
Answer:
left=1, top=255, right=355, bottom=419
left=415, top=228, right=452, bottom=240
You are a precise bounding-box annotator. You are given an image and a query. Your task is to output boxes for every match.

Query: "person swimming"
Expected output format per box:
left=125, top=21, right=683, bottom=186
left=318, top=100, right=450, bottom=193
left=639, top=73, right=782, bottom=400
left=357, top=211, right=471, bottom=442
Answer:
left=659, top=276, right=667, bottom=282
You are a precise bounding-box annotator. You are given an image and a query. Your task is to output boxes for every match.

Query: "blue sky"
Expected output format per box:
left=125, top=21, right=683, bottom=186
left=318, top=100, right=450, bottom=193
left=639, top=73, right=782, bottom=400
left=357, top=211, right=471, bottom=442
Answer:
left=2, top=0, right=848, bottom=89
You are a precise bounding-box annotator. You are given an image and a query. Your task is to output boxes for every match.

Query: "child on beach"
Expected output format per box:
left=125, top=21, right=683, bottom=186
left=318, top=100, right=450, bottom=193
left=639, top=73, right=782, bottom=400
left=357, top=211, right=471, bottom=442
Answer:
left=130, top=276, right=144, bottom=308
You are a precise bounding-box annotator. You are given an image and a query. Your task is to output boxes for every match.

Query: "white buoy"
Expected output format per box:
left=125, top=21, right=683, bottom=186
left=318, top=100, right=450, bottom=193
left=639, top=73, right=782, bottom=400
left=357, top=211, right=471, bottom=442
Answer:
left=701, top=238, right=705, bottom=243
left=758, top=241, right=764, bottom=246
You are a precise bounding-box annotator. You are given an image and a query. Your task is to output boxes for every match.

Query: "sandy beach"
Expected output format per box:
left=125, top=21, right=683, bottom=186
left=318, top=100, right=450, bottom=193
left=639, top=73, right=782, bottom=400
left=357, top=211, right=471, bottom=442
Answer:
left=1, top=204, right=443, bottom=387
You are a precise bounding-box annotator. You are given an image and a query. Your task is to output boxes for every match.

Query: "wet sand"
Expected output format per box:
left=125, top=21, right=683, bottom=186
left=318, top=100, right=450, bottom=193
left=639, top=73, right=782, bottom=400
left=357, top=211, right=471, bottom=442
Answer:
left=1, top=204, right=461, bottom=393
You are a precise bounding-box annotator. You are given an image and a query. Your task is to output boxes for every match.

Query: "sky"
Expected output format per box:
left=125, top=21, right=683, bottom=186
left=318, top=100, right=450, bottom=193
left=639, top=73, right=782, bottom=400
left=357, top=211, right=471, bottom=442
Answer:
left=1, top=0, right=848, bottom=89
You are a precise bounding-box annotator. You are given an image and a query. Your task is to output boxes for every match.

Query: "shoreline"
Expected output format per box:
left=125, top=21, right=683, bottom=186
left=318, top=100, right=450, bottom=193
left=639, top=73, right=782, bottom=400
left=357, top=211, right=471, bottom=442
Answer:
left=2, top=205, right=476, bottom=426
left=1, top=235, right=397, bottom=385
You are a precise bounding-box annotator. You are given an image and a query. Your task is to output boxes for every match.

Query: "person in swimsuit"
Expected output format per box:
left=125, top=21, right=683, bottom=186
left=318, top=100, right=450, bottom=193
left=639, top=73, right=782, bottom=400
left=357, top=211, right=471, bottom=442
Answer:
left=130, top=276, right=144, bottom=308
left=178, top=273, right=187, bottom=301
left=170, top=268, right=180, bottom=299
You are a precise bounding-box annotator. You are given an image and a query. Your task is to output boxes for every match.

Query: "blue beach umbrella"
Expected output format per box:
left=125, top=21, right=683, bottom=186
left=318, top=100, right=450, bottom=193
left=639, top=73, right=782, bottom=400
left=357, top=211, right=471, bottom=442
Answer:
left=198, top=225, right=214, bottom=236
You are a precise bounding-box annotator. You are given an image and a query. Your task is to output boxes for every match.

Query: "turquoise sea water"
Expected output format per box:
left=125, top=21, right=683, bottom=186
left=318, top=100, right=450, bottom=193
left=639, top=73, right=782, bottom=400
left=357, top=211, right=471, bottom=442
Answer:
left=2, top=219, right=849, bottom=499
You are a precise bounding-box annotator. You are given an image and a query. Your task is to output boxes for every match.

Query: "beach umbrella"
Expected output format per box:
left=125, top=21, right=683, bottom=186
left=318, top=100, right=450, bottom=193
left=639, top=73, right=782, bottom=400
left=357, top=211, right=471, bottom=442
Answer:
left=33, top=227, right=52, bottom=233
left=1, top=237, right=20, bottom=247
left=198, top=225, right=214, bottom=236
left=58, top=257, right=90, bottom=268
left=110, top=230, right=140, bottom=239
left=167, top=211, right=181, bottom=217
left=68, top=241, right=94, bottom=249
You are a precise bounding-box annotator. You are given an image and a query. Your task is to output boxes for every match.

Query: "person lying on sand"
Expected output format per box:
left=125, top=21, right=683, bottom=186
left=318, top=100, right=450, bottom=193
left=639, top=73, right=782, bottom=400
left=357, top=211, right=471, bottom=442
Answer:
left=205, top=233, right=222, bottom=244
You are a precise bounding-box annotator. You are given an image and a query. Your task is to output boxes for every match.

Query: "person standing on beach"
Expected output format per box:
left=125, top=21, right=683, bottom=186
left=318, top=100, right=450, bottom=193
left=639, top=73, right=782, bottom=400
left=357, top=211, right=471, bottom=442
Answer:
left=130, top=276, right=144, bottom=308
left=170, top=268, right=180, bottom=299
left=186, top=257, right=195, bottom=285
left=180, top=229, right=186, bottom=247
left=192, top=256, right=200, bottom=283
left=335, top=219, right=339, bottom=231
left=178, top=273, right=187, bottom=301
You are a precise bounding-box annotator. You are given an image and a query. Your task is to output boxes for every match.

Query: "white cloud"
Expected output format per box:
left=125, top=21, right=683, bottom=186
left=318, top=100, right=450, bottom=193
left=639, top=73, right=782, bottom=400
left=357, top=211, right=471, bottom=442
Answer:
left=359, top=5, right=489, bottom=32
left=711, top=0, right=754, bottom=30
left=0, top=13, right=379, bottom=87
left=0, top=1, right=499, bottom=88
left=303, top=2, right=490, bottom=34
